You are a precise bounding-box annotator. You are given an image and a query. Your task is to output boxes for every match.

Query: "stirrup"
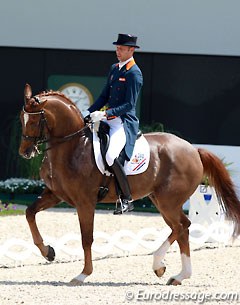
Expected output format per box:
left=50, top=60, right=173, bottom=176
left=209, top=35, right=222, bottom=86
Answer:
left=113, top=197, right=134, bottom=215
left=114, top=197, right=124, bottom=215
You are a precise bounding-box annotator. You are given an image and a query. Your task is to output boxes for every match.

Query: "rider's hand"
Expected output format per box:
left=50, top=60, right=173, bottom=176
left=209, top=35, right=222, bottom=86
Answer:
left=82, top=110, right=91, bottom=124
left=82, top=110, right=92, bottom=125
left=84, top=114, right=91, bottom=124
left=90, top=111, right=106, bottom=122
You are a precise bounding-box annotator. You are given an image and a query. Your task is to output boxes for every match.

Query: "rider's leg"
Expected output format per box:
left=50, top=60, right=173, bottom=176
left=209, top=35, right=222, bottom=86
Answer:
left=105, top=118, right=126, bottom=167
left=105, top=118, right=134, bottom=214
left=110, top=157, right=134, bottom=214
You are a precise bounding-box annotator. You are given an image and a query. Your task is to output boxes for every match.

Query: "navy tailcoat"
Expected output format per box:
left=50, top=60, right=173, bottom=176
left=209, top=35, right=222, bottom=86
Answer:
left=88, top=58, right=143, bottom=160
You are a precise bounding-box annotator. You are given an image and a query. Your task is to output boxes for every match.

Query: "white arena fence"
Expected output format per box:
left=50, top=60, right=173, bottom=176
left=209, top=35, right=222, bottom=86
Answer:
left=0, top=221, right=236, bottom=265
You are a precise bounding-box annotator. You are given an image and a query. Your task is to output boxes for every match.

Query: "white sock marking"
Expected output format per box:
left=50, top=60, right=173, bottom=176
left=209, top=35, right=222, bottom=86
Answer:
left=75, top=273, right=88, bottom=282
left=173, top=253, right=192, bottom=282
left=152, top=240, right=171, bottom=270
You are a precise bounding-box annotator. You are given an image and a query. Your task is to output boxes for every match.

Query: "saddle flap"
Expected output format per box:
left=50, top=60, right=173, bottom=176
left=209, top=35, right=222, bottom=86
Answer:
left=97, top=121, right=111, bottom=171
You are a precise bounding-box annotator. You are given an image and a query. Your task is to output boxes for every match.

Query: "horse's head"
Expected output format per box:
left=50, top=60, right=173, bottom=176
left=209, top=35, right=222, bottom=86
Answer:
left=19, top=84, right=49, bottom=159
left=19, top=83, right=85, bottom=159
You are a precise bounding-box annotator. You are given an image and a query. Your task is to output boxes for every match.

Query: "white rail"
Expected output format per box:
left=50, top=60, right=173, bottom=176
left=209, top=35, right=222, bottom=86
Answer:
left=0, top=222, right=235, bottom=265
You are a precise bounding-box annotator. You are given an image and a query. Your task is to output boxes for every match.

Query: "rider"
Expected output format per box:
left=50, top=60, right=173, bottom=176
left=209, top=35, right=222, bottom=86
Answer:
left=85, top=33, right=143, bottom=215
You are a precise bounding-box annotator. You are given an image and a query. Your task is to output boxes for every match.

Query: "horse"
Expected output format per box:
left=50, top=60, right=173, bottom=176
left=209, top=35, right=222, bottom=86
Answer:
left=19, top=83, right=240, bottom=286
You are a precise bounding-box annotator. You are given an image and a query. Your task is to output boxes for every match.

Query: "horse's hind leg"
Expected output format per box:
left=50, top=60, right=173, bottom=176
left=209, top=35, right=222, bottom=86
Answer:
left=152, top=214, right=183, bottom=282
left=150, top=194, right=191, bottom=285
left=26, top=188, right=60, bottom=261
left=150, top=204, right=181, bottom=278
left=166, top=212, right=192, bottom=285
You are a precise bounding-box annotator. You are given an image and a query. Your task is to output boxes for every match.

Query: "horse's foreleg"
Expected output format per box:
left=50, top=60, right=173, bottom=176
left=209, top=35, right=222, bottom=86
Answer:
left=26, top=188, right=60, bottom=260
left=70, top=205, right=95, bottom=285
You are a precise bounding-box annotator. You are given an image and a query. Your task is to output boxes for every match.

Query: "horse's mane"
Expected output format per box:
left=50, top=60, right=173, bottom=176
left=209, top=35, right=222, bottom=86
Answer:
left=36, top=90, right=84, bottom=119
left=38, top=90, right=76, bottom=107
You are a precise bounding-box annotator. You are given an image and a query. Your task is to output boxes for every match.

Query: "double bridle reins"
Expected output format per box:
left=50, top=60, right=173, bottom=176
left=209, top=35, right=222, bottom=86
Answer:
left=22, top=97, right=90, bottom=153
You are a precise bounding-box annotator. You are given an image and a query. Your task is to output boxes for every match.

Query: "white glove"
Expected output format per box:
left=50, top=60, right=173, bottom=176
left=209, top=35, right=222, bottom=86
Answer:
left=90, top=111, right=106, bottom=122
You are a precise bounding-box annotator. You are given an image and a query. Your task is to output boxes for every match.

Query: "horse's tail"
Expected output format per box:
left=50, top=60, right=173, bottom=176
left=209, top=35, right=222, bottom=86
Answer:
left=198, top=148, right=240, bottom=238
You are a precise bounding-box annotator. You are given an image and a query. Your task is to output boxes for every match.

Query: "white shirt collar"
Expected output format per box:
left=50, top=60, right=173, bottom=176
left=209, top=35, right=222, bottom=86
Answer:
left=118, top=56, right=133, bottom=70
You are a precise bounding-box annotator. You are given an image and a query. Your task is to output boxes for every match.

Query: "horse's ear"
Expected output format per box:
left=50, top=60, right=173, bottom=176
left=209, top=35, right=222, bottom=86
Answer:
left=24, top=83, right=32, bottom=103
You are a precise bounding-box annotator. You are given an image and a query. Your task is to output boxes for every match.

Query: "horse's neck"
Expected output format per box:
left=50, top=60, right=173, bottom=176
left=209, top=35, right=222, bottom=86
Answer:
left=47, top=97, right=84, bottom=137
left=47, top=128, right=92, bottom=162
left=46, top=99, right=91, bottom=159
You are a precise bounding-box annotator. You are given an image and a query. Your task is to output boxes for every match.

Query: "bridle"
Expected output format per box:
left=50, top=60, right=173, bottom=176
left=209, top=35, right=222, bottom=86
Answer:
left=22, top=108, right=49, bottom=145
left=22, top=96, right=90, bottom=153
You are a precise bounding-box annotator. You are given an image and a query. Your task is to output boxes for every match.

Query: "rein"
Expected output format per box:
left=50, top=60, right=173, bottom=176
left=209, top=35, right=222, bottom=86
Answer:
left=43, top=125, right=90, bottom=152
left=22, top=106, right=90, bottom=153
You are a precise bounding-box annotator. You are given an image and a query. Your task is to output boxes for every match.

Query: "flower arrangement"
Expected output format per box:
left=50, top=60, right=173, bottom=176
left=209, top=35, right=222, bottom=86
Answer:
left=0, top=178, right=45, bottom=194
left=0, top=200, right=25, bottom=216
left=0, top=201, right=16, bottom=212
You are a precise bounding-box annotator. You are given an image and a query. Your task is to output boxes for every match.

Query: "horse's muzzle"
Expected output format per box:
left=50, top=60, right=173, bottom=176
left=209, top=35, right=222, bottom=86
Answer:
left=19, top=145, right=39, bottom=159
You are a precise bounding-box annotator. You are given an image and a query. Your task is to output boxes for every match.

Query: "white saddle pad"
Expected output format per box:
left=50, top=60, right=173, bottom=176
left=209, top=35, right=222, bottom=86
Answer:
left=93, top=131, right=150, bottom=176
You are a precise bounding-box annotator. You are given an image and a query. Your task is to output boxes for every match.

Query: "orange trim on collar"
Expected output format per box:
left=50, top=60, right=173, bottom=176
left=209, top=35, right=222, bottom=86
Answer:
left=126, top=59, right=136, bottom=70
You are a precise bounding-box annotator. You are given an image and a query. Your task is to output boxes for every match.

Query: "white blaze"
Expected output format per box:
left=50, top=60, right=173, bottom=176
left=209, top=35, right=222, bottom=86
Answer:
left=23, top=113, right=29, bottom=127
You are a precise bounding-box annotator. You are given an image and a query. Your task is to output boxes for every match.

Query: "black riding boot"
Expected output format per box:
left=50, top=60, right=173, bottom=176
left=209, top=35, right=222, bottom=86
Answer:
left=110, top=158, right=134, bottom=215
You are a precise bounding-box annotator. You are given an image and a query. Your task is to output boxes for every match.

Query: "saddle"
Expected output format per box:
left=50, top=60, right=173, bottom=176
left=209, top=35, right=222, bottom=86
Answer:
left=97, top=121, right=143, bottom=201
left=92, top=121, right=150, bottom=201
left=97, top=121, right=142, bottom=169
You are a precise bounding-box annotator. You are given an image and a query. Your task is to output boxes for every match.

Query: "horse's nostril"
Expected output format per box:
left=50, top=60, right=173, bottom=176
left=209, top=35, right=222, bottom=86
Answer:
left=21, top=146, right=34, bottom=159
left=25, top=147, right=33, bottom=155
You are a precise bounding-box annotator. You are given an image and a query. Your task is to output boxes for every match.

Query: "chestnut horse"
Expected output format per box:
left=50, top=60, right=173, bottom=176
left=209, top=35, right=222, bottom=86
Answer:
left=19, top=84, right=240, bottom=286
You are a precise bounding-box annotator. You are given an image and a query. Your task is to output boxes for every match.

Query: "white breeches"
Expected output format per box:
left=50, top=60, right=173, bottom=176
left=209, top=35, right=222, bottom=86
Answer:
left=103, top=117, right=126, bottom=166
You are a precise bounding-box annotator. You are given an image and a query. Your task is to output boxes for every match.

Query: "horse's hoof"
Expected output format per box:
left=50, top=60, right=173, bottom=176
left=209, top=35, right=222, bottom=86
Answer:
left=69, top=278, right=84, bottom=286
left=166, top=277, right=182, bottom=286
left=154, top=266, right=166, bottom=278
left=46, top=245, right=55, bottom=262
